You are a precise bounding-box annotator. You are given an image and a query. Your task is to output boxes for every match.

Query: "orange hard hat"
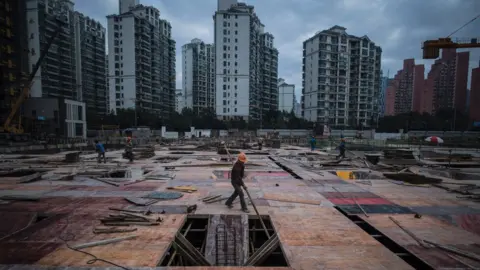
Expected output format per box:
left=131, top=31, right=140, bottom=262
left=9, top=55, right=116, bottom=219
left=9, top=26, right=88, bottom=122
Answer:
left=238, top=152, right=247, bottom=163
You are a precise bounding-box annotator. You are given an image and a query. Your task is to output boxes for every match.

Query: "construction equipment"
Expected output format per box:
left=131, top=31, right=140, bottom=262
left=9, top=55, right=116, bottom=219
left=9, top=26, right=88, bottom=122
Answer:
left=422, top=37, right=480, bottom=59
left=0, top=16, right=66, bottom=141
left=422, top=13, right=480, bottom=59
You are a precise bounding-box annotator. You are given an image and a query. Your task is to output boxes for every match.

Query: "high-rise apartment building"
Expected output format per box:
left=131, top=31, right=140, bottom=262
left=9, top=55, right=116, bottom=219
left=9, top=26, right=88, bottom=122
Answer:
left=470, top=67, right=480, bottom=122
left=384, top=80, right=396, bottom=116
left=107, top=0, right=176, bottom=119
left=389, top=59, right=425, bottom=115
left=0, top=0, right=29, bottom=124
left=26, top=0, right=77, bottom=99
left=175, top=89, right=185, bottom=113
left=260, top=33, right=279, bottom=113
left=74, top=12, right=107, bottom=115
left=302, top=26, right=382, bottom=127
left=214, top=0, right=278, bottom=121
left=379, top=76, right=391, bottom=116
left=182, top=38, right=215, bottom=114
left=424, top=49, right=469, bottom=115
left=23, top=0, right=87, bottom=138
left=278, top=78, right=295, bottom=113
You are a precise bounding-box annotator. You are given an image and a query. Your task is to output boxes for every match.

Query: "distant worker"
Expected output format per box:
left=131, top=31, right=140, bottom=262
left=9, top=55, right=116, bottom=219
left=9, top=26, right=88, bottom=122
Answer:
left=337, top=138, right=346, bottom=159
left=125, top=137, right=133, bottom=162
left=258, top=137, right=264, bottom=150
left=310, top=136, right=316, bottom=151
left=95, top=140, right=106, bottom=164
left=225, top=152, right=249, bottom=213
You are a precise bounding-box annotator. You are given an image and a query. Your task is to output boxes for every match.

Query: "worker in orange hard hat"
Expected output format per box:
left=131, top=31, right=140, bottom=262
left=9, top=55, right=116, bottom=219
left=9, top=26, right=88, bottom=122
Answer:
left=124, top=136, right=133, bottom=162
left=225, top=152, right=249, bottom=213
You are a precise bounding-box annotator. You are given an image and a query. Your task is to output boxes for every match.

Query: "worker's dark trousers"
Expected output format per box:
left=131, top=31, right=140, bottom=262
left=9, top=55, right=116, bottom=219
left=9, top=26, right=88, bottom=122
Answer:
left=225, top=183, right=248, bottom=210
left=337, top=149, right=346, bottom=159
left=97, top=152, right=106, bottom=163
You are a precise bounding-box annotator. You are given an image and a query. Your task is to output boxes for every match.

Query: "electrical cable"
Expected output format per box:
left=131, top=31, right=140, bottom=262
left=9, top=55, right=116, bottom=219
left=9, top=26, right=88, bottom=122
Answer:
left=447, top=13, right=480, bottom=38
left=58, top=210, right=131, bottom=270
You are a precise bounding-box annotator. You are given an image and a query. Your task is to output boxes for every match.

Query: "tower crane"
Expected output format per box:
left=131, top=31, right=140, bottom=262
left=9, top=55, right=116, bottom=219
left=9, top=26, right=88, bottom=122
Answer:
left=422, top=37, right=480, bottom=59
left=422, top=13, right=480, bottom=59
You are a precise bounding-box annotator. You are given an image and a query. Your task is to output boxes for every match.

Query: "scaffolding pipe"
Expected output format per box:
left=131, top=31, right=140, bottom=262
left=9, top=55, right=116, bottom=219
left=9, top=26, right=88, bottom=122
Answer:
left=244, top=187, right=271, bottom=238
left=167, top=221, right=192, bottom=266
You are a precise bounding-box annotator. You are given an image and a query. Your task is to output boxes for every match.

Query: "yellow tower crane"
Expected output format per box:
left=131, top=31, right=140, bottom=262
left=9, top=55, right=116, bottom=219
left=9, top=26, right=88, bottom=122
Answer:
left=422, top=13, right=480, bottom=59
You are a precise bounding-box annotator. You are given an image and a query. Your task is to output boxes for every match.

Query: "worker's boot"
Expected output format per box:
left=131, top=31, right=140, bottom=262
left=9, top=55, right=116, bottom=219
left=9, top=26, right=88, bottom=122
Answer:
left=242, top=208, right=250, bottom=213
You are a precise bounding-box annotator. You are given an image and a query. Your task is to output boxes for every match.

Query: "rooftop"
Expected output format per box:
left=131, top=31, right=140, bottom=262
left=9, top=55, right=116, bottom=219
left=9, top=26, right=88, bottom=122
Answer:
left=0, top=143, right=479, bottom=269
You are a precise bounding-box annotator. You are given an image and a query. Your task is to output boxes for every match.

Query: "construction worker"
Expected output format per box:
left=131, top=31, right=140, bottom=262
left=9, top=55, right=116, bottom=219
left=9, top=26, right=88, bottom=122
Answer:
left=258, top=137, right=264, bottom=150
left=310, top=136, right=316, bottom=151
left=225, top=152, right=249, bottom=213
left=337, top=138, right=346, bottom=159
left=125, top=137, right=133, bottom=162
left=95, top=140, right=106, bottom=163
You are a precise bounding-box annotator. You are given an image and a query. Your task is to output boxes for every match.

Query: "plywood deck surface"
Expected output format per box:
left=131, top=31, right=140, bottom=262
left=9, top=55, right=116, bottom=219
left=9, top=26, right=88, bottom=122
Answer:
left=0, top=147, right=479, bottom=270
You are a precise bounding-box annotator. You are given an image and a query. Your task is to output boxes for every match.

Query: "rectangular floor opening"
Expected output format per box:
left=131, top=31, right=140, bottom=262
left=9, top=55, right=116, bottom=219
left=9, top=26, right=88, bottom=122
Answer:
left=158, top=215, right=288, bottom=267
left=334, top=206, right=434, bottom=270
left=248, top=215, right=288, bottom=267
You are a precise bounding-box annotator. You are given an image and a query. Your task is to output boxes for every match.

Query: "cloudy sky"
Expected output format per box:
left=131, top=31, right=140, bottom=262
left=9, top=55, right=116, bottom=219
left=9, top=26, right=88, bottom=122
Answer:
left=75, top=0, right=480, bottom=100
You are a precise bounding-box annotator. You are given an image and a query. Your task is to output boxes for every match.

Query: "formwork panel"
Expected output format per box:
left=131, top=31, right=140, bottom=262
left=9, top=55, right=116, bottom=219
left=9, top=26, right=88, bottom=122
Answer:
left=329, top=197, right=393, bottom=205
left=363, top=214, right=480, bottom=246
left=406, top=245, right=480, bottom=269
left=320, top=191, right=380, bottom=199
left=282, top=245, right=413, bottom=270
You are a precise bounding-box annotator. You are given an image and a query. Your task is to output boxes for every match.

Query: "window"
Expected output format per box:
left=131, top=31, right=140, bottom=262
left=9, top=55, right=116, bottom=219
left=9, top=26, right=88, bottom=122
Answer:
left=235, top=38, right=238, bottom=42
left=235, top=22, right=238, bottom=27
left=235, top=46, right=238, bottom=50
left=75, top=123, right=83, bottom=137
left=235, top=78, right=237, bottom=82
left=77, top=106, right=83, bottom=120
left=235, top=30, right=238, bottom=35
left=223, top=108, right=226, bottom=113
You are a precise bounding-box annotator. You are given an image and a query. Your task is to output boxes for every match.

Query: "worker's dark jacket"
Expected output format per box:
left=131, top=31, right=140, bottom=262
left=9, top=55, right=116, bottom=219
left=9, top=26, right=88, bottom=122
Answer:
left=231, top=161, right=245, bottom=186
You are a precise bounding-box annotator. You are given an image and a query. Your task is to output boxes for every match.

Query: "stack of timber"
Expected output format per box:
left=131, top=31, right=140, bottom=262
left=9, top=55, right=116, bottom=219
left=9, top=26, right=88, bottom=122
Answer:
left=99, top=212, right=161, bottom=226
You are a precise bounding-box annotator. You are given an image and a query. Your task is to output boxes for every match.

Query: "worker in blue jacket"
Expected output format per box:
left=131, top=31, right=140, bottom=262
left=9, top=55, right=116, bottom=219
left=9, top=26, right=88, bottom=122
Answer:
left=310, top=136, right=316, bottom=151
left=95, top=140, right=106, bottom=163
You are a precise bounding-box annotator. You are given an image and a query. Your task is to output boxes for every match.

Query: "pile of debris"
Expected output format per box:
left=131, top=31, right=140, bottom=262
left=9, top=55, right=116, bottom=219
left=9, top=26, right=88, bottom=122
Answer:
left=99, top=211, right=162, bottom=226
left=133, top=145, right=156, bottom=159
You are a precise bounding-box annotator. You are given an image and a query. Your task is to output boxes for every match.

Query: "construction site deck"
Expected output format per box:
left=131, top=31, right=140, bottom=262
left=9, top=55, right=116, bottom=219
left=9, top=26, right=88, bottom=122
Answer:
left=0, top=143, right=480, bottom=270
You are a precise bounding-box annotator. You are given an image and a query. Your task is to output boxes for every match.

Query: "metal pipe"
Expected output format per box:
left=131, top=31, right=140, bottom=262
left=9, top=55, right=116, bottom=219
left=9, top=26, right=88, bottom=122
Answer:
left=244, top=187, right=271, bottom=238
left=167, top=222, right=193, bottom=266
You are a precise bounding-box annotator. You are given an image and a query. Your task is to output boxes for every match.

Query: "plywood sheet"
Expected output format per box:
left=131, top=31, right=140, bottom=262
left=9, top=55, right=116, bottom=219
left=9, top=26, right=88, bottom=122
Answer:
left=363, top=214, right=480, bottom=246
left=283, top=245, right=413, bottom=270
left=37, top=214, right=186, bottom=267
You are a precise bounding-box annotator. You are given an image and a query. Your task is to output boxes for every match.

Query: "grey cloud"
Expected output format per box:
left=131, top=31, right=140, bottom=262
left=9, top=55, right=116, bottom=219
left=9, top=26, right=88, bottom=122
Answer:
left=74, top=0, right=480, bottom=100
